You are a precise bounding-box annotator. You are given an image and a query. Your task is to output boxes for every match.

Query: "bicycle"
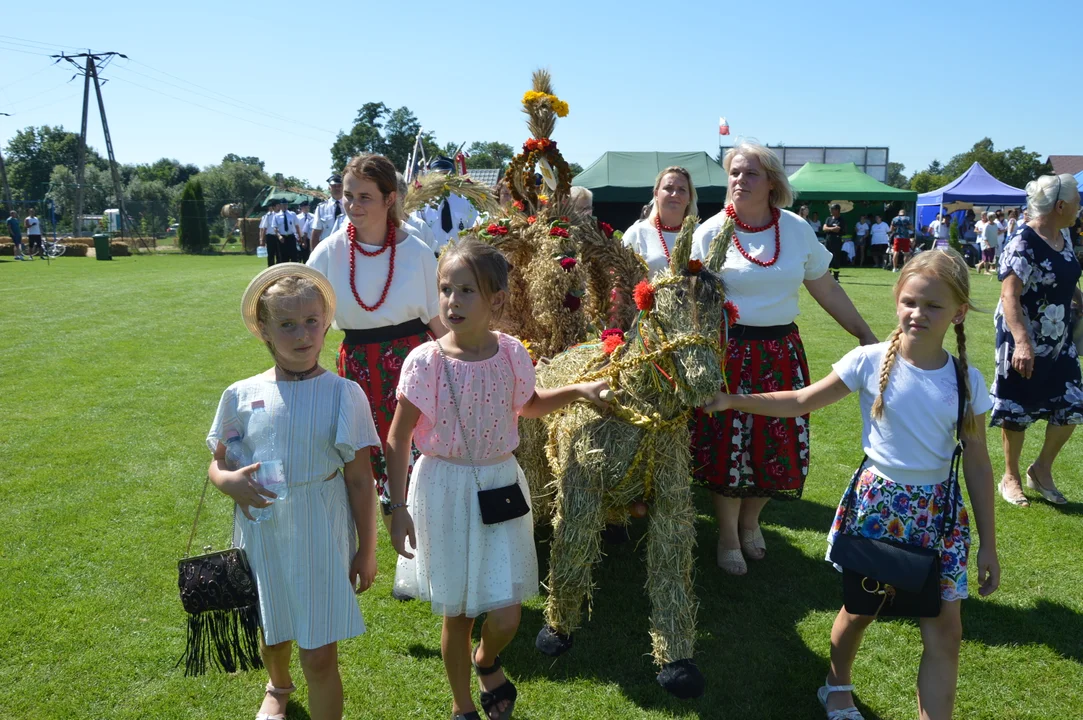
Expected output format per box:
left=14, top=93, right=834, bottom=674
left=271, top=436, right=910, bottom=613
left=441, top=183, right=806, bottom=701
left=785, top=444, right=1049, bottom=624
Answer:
left=29, top=236, right=67, bottom=259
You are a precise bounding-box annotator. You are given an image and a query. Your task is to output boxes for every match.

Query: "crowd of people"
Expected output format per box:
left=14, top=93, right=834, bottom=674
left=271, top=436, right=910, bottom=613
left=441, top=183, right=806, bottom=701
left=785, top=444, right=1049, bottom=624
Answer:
left=201, top=143, right=1081, bottom=720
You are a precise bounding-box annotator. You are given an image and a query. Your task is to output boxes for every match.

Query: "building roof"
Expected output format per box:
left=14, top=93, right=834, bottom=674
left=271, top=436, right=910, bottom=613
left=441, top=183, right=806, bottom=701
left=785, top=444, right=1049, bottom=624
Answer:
left=1048, top=155, right=1083, bottom=176
left=465, top=169, right=502, bottom=188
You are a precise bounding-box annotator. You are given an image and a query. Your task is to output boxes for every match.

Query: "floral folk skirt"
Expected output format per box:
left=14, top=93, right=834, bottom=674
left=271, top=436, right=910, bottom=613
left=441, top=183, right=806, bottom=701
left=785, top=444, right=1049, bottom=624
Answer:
left=338, top=329, right=430, bottom=506
left=691, top=326, right=811, bottom=499
left=827, top=467, right=970, bottom=602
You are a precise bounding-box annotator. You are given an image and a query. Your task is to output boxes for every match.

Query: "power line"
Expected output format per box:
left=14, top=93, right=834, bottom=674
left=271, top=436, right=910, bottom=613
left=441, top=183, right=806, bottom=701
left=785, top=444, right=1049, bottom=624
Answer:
left=5, top=80, right=74, bottom=107
left=0, top=62, right=54, bottom=91
left=111, top=62, right=334, bottom=135
left=0, top=34, right=83, bottom=51
left=0, top=43, right=54, bottom=57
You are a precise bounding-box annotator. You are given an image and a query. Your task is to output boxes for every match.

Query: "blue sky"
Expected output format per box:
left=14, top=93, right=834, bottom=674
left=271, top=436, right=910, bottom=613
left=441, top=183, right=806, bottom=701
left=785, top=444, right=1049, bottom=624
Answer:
left=1, top=0, right=1080, bottom=190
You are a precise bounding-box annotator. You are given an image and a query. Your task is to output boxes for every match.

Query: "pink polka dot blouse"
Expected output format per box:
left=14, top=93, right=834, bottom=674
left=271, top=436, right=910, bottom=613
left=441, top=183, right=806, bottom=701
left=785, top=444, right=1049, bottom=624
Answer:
left=397, top=332, right=536, bottom=461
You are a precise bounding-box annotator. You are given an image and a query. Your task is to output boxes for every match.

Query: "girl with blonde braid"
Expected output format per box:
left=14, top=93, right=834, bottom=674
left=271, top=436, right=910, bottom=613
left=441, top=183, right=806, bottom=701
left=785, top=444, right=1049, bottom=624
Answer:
left=703, top=249, right=1000, bottom=720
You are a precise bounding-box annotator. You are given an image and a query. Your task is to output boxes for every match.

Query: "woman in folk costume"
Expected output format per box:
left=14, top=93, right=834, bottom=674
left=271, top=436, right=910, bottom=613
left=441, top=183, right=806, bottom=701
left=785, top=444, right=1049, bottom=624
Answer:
left=690, top=141, right=876, bottom=575
left=622, top=166, right=699, bottom=278
left=308, top=153, right=447, bottom=527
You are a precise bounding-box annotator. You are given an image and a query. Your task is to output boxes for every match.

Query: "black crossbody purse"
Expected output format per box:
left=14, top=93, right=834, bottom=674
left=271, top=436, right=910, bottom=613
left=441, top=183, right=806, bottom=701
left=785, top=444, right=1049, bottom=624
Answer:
left=437, top=339, right=530, bottom=525
left=828, top=357, right=966, bottom=618
left=176, top=478, right=263, bottom=676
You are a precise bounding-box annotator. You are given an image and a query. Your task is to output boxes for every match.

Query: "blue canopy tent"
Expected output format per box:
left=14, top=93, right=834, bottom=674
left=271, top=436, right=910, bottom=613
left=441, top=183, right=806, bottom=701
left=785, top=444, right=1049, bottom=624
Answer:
left=916, top=162, right=1026, bottom=229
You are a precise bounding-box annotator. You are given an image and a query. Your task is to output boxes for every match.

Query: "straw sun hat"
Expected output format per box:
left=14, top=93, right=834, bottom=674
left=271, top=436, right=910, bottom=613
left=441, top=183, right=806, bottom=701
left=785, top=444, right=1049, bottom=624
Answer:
left=240, top=262, right=336, bottom=339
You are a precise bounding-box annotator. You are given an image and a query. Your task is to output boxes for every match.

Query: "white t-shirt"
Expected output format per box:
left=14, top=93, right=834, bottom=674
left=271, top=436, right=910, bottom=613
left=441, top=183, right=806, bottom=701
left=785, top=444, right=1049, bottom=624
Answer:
left=979, top=222, right=998, bottom=250
left=832, top=343, right=992, bottom=485
left=25, top=216, right=42, bottom=234
left=855, top=221, right=870, bottom=238
left=622, top=218, right=690, bottom=279
left=307, top=225, right=440, bottom=331
left=870, top=222, right=890, bottom=245
left=691, top=208, right=832, bottom=326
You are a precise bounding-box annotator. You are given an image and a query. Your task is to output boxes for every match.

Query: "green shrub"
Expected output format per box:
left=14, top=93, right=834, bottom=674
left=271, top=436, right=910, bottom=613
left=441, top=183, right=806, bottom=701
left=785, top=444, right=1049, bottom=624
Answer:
left=178, top=179, right=210, bottom=253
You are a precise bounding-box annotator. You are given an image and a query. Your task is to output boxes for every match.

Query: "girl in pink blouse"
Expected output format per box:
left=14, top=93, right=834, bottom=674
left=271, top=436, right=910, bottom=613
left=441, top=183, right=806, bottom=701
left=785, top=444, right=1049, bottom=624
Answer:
left=386, top=240, right=608, bottom=720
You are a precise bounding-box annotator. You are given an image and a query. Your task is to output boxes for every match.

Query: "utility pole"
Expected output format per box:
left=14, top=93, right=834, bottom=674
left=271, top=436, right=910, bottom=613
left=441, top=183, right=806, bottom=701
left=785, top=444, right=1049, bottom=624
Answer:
left=53, top=50, right=145, bottom=250
left=0, top=112, right=12, bottom=214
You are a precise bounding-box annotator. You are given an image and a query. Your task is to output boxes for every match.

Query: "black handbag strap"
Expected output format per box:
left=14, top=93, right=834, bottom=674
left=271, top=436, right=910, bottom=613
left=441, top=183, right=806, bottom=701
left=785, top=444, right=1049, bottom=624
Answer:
left=435, top=339, right=484, bottom=492
left=842, top=355, right=967, bottom=539
left=185, top=473, right=238, bottom=559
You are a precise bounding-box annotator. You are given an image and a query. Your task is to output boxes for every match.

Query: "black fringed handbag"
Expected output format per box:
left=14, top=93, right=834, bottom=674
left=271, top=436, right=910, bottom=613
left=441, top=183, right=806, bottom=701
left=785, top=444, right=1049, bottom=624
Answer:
left=176, top=477, right=264, bottom=676
left=828, top=357, right=966, bottom=618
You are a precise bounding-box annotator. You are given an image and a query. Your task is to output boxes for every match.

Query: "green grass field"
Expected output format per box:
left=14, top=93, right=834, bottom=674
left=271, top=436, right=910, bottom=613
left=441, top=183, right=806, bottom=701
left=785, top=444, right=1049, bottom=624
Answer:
left=1, top=255, right=1080, bottom=720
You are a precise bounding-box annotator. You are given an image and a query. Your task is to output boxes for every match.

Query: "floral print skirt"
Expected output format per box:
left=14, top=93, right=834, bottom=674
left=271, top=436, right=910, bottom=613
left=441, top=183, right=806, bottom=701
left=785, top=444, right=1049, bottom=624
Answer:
left=691, top=327, right=810, bottom=499
left=338, top=330, right=429, bottom=506
left=827, top=467, right=970, bottom=602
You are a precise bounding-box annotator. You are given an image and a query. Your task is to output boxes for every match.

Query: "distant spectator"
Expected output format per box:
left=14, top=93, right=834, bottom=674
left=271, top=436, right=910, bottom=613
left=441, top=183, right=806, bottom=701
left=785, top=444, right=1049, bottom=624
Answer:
left=822, top=203, right=846, bottom=281
left=869, top=214, right=890, bottom=268
left=6, top=210, right=28, bottom=261
left=854, top=214, right=870, bottom=267
left=889, top=208, right=913, bottom=272
left=24, top=208, right=43, bottom=256
left=570, top=186, right=594, bottom=216
left=994, top=209, right=1007, bottom=259
left=799, top=205, right=811, bottom=223
left=1005, top=208, right=1020, bottom=242
left=809, top=211, right=823, bottom=239
left=295, top=200, right=314, bottom=262
left=928, top=213, right=951, bottom=250
left=639, top=202, right=653, bottom=220
left=976, top=213, right=998, bottom=273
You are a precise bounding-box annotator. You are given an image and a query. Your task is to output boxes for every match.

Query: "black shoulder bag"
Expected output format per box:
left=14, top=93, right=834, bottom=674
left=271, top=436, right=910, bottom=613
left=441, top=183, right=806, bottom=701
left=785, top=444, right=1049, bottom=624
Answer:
left=828, top=357, right=966, bottom=618
left=176, top=478, right=264, bottom=676
left=436, top=339, right=530, bottom=525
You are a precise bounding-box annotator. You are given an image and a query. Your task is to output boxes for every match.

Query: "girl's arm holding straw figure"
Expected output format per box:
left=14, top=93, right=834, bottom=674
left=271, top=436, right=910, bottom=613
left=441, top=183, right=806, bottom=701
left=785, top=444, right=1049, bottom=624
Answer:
left=519, top=380, right=611, bottom=419
left=959, top=416, right=1000, bottom=597
left=701, top=372, right=853, bottom=417
left=342, top=453, right=379, bottom=593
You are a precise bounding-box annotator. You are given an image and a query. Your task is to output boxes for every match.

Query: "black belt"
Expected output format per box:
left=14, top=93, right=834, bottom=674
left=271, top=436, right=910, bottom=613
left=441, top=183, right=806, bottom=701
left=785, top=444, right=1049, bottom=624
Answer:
left=342, top=319, right=430, bottom=345
left=728, top=323, right=797, bottom=341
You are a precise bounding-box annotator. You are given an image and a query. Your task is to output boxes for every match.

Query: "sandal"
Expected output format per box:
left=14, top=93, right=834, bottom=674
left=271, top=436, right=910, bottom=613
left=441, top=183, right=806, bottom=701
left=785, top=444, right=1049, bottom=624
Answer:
left=1026, top=467, right=1068, bottom=505
left=716, top=542, right=747, bottom=575
left=817, top=678, right=864, bottom=720
left=256, top=681, right=296, bottom=720
left=452, top=713, right=482, bottom=720
left=472, top=647, right=517, bottom=720
left=998, top=477, right=1030, bottom=507
left=739, top=526, right=766, bottom=560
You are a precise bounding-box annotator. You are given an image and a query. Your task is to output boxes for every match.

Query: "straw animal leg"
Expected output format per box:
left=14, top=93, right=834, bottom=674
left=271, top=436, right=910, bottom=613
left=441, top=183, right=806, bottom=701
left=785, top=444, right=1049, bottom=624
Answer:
left=646, top=432, right=698, bottom=666
left=543, top=457, right=607, bottom=638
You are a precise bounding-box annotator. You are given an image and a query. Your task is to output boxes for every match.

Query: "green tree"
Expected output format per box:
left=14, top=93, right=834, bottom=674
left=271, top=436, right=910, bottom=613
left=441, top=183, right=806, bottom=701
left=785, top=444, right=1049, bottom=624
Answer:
left=221, top=154, right=265, bottom=169
left=885, top=162, right=908, bottom=189
left=197, top=159, right=272, bottom=218
left=330, top=102, right=439, bottom=172
left=178, top=179, right=210, bottom=253
left=126, top=177, right=174, bottom=236
left=135, top=158, right=200, bottom=186
left=942, top=137, right=1050, bottom=189
left=4, top=125, right=105, bottom=202
left=45, top=163, right=114, bottom=229
left=909, top=170, right=950, bottom=194
left=568, top=162, right=585, bottom=177
left=465, top=141, right=515, bottom=170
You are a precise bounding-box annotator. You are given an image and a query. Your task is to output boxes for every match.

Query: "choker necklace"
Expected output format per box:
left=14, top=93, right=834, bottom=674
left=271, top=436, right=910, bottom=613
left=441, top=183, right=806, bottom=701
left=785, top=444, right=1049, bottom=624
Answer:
left=277, top=361, right=320, bottom=381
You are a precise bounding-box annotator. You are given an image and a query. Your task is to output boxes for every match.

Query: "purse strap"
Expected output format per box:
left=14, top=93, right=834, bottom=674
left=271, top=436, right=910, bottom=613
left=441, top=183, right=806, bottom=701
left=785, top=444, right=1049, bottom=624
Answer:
left=435, top=339, right=484, bottom=491
left=184, top=472, right=239, bottom=559
left=842, top=354, right=966, bottom=537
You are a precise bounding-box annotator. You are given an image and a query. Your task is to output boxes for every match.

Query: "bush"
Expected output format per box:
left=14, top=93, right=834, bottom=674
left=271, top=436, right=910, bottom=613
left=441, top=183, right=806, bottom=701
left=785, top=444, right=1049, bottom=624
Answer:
left=178, top=179, right=210, bottom=253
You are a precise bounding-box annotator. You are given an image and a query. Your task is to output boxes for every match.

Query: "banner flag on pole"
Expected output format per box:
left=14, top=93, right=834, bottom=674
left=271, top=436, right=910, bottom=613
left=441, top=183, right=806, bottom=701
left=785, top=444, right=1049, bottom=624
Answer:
left=719, top=116, right=730, bottom=136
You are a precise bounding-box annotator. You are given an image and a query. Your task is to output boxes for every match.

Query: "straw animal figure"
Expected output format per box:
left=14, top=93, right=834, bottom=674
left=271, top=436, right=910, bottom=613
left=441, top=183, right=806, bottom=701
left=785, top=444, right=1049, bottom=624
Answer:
left=521, top=215, right=735, bottom=699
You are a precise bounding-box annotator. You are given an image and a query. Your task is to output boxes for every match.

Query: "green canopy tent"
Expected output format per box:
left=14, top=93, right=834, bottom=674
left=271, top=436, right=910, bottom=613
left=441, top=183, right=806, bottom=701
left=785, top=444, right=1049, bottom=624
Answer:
left=573, top=151, right=728, bottom=230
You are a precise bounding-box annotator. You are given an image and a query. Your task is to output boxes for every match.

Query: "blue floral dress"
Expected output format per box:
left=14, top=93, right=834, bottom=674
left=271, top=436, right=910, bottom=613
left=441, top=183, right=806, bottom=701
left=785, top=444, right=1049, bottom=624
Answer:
left=991, top=226, right=1083, bottom=429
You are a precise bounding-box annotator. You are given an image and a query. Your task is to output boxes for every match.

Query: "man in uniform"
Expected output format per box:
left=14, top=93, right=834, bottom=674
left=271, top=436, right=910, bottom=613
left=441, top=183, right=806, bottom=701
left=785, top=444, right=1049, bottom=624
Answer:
left=259, top=198, right=287, bottom=266
left=408, top=156, right=479, bottom=254
left=295, top=200, right=315, bottom=262
left=311, top=174, right=345, bottom=246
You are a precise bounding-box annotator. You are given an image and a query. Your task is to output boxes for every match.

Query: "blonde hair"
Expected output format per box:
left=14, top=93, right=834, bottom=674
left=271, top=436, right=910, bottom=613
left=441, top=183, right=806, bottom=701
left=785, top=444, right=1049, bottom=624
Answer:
left=650, top=166, right=698, bottom=221
left=722, top=141, right=795, bottom=209
left=256, top=275, right=330, bottom=357
left=872, top=249, right=979, bottom=435
left=1026, top=173, right=1079, bottom=219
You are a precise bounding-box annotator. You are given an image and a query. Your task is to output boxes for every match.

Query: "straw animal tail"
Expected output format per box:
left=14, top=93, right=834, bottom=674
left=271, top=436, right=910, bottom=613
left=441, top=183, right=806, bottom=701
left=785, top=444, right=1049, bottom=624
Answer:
left=871, top=326, right=904, bottom=421
left=669, top=216, right=697, bottom=272
left=705, top=214, right=735, bottom=272
left=954, top=322, right=977, bottom=434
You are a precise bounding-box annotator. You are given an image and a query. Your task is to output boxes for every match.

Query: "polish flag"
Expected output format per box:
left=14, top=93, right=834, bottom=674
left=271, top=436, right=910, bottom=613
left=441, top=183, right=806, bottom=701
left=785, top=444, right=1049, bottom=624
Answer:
left=719, top=116, right=730, bottom=136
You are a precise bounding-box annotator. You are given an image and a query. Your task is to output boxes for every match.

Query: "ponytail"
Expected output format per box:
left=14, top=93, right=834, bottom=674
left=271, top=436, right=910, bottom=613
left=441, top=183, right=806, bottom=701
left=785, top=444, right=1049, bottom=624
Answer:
left=954, top=321, right=977, bottom=435
left=871, top=326, right=903, bottom=421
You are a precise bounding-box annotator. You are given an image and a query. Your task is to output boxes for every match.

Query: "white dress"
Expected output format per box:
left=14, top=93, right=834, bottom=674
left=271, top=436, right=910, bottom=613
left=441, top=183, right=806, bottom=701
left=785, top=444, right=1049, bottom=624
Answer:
left=207, top=372, right=380, bottom=648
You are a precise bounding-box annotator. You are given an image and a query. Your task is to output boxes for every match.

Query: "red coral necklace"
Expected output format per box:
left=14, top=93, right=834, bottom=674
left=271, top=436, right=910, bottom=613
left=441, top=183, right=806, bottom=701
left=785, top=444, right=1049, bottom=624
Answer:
left=726, top=204, right=781, bottom=267
left=347, top=220, right=397, bottom=312
left=654, top=215, right=678, bottom=261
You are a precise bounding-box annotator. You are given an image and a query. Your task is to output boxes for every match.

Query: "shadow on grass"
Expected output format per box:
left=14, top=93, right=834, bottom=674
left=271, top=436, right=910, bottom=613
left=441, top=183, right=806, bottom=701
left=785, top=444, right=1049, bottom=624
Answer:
left=964, top=598, right=1083, bottom=663
left=406, top=642, right=444, bottom=660
left=500, top=508, right=888, bottom=719
left=285, top=701, right=312, bottom=720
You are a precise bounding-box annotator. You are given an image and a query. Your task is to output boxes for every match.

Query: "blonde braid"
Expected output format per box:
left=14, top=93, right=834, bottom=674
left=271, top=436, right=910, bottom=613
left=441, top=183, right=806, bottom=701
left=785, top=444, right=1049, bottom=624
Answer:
left=871, top=326, right=903, bottom=421
left=954, top=321, right=977, bottom=435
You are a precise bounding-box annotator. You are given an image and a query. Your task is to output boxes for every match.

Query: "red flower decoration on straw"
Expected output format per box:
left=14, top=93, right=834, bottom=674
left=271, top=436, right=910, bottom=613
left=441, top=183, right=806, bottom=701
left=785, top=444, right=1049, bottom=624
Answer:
left=601, top=328, right=625, bottom=342
left=550, top=227, right=570, bottom=238
left=602, top=335, right=624, bottom=355
left=559, top=257, right=577, bottom=271
left=724, top=300, right=740, bottom=327
left=487, top=223, right=509, bottom=236
left=687, top=259, right=703, bottom=274
left=513, top=200, right=525, bottom=212
left=527, top=215, right=537, bottom=224
left=633, top=280, right=655, bottom=311
left=598, top=221, right=614, bottom=238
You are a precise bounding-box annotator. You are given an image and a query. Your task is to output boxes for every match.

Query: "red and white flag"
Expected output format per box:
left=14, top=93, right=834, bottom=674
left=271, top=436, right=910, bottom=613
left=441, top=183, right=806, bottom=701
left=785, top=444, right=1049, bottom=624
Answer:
left=718, top=116, right=730, bottom=136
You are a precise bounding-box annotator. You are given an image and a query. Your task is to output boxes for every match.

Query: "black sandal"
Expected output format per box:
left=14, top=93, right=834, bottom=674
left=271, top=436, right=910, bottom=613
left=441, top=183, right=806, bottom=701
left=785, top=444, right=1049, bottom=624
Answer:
left=472, top=647, right=517, bottom=720
left=452, top=713, right=482, bottom=720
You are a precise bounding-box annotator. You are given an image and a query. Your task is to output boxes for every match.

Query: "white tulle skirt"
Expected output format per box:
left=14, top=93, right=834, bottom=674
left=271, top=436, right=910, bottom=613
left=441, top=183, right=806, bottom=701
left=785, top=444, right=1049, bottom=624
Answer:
left=394, top=454, right=538, bottom=617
